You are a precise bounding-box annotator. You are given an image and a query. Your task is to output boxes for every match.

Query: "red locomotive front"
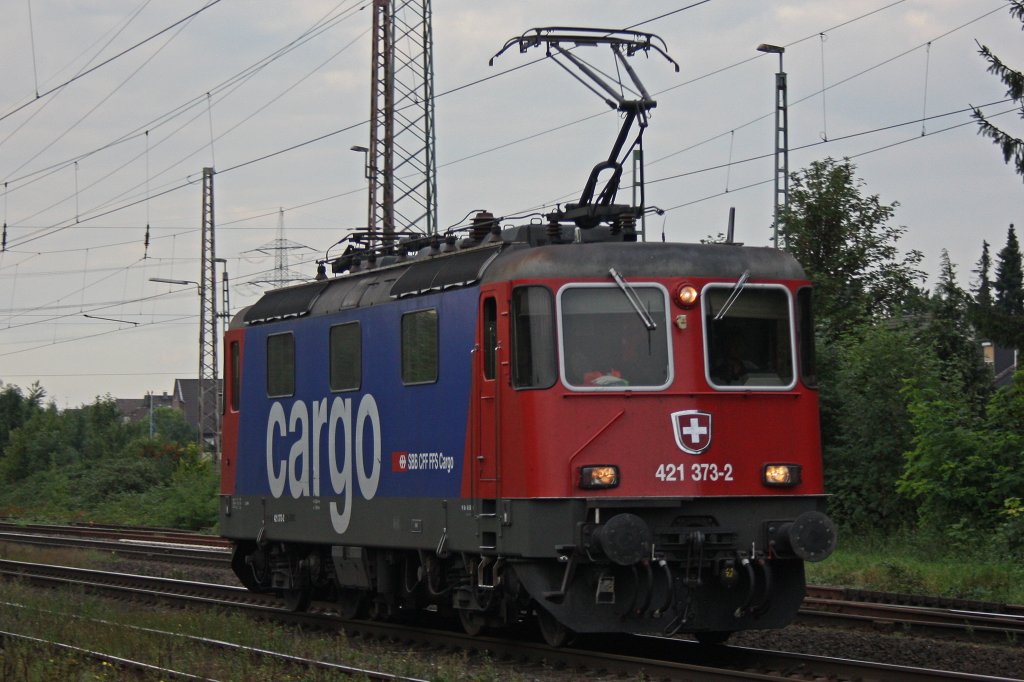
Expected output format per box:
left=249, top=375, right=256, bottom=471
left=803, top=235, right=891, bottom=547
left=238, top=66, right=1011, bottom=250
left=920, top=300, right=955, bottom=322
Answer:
left=462, top=240, right=835, bottom=643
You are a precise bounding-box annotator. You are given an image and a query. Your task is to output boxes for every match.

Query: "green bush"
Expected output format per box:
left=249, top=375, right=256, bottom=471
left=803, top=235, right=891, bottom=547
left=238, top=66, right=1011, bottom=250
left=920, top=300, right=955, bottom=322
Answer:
left=0, top=397, right=217, bottom=530
left=900, top=370, right=1024, bottom=547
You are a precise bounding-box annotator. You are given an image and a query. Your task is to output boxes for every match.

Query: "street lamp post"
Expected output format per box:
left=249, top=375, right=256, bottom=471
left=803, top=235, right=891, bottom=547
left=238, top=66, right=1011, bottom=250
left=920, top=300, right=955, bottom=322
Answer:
left=351, top=145, right=374, bottom=245
left=757, top=43, right=789, bottom=249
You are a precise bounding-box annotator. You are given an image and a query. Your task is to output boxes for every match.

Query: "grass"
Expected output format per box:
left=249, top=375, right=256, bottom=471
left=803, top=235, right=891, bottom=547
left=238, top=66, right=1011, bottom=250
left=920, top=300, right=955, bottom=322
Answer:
left=0, top=578, right=536, bottom=682
left=805, top=531, right=1024, bottom=604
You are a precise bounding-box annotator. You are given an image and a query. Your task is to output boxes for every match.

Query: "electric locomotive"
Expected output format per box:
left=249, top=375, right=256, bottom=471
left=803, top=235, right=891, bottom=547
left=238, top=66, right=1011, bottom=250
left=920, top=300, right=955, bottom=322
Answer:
left=219, top=28, right=836, bottom=646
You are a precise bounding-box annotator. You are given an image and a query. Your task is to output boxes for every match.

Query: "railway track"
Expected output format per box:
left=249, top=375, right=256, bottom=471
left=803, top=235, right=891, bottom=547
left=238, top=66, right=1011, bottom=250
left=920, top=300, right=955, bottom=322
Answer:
left=3, top=522, right=1022, bottom=645
left=0, top=520, right=228, bottom=548
left=0, top=556, right=1020, bottom=681
left=803, top=584, right=1024, bottom=644
left=0, top=605, right=427, bottom=682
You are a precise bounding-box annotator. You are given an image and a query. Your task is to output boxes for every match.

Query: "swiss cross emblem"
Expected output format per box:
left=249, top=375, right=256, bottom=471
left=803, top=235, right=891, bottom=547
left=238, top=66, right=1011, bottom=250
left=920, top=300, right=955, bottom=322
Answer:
left=671, top=410, right=712, bottom=454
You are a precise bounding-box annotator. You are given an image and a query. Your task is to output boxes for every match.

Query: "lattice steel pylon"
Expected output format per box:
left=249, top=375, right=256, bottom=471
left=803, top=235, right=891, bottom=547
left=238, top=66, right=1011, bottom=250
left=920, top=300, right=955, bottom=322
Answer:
left=198, top=167, right=219, bottom=459
left=367, top=0, right=437, bottom=242
left=247, top=208, right=313, bottom=288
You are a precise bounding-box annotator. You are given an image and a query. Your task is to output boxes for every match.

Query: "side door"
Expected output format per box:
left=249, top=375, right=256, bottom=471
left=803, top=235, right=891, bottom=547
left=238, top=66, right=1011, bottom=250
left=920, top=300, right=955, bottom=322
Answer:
left=473, top=293, right=500, bottom=501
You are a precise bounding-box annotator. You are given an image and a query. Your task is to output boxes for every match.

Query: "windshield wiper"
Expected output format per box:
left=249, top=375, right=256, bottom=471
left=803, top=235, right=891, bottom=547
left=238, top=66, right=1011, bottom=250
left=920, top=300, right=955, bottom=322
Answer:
left=714, top=270, right=750, bottom=320
left=609, top=267, right=656, bottom=330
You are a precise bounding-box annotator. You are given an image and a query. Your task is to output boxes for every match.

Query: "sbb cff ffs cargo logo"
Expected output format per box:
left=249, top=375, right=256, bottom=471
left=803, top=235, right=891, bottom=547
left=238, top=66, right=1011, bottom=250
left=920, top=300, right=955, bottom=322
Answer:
left=671, top=410, right=712, bottom=454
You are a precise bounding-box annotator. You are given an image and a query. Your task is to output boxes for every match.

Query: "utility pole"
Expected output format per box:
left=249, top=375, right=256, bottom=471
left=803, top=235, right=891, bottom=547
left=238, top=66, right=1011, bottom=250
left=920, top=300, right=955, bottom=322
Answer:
left=367, top=0, right=437, bottom=243
left=198, top=167, right=219, bottom=460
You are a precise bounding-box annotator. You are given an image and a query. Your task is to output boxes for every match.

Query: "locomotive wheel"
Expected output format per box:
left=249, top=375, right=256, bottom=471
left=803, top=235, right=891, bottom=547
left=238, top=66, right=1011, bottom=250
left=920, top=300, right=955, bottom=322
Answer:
left=282, top=585, right=312, bottom=612
left=536, top=607, right=573, bottom=647
left=695, top=630, right=732, bottom=645
left=458, top=608, right=487, bottom=637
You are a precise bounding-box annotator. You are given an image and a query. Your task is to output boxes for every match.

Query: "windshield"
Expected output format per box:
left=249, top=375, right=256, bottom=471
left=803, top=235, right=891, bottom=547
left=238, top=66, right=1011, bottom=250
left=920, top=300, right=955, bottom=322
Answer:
left=559, top=285, right=671, bottom=390
left=704, top=285, right=795, bottom=389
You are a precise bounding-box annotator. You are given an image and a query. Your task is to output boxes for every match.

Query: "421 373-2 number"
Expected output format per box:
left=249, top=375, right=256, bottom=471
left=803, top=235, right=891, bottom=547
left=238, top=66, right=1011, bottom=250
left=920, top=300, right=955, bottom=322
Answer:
left=655, top=462, right=734, bottom=482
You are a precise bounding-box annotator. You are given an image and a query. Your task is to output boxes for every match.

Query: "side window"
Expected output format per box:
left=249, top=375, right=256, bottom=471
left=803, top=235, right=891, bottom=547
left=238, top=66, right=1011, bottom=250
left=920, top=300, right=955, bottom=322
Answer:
left=229, top=340, right=240, bottom=411
left=267, top=333, right=295, bottom=397
left=402, top=309, right=438, bottom=384
left=330, top=322, right=361, bottom=391
left=797, top=287, right=817, bottom=388
left=511, top=286, right=556, bottom=389
left=482, top=297, right=497, bottom=380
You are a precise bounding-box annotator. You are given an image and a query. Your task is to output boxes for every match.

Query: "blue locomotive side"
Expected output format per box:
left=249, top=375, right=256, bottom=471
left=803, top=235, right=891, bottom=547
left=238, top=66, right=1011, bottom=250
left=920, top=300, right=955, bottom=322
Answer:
left=233, top=287, right=477, bottom=510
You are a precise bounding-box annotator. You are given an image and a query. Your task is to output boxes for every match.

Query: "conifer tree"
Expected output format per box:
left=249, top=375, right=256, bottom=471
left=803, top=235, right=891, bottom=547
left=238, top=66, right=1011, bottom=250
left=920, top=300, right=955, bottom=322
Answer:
left=994, top=224, right=1023, bottom=315
left=973, top=240, right=993, bottom=308
left=975, top=225, right=1024, bottom=349
left=973, top=0, right=1024, bottom=180
left=927, top=250, right=990, bottom=405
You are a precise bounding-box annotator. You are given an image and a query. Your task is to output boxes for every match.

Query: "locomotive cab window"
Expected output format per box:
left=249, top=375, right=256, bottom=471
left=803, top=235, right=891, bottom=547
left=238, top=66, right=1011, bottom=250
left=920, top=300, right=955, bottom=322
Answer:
left=704, top=284, right=795, bottom=389
left=266, top=333, right=295, bottom=397
left=330, top=322, right=361, bottom=391
left=482, top=297, right=497, bottom=381
left=229, top=340, right=240, bottom=411
left=558, top=284, right=671, bottom=390
left=511, top=286, right=556, bottom=389
left=402, top=309, right=438, bottom=384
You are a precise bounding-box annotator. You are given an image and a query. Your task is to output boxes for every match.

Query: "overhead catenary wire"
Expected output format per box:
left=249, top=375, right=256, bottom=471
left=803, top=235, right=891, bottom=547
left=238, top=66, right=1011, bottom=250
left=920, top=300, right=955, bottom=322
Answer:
left=4, top=0, right=927, bottom=251
left=0, top=0, right=226, bottom=125
left=656, top=104, right=1019, bottom=214
left=819, top=33, right=828, bottom=142
left=14, top=96, right=1007, bottom=329
left=4, top=2, right=198, bottom=185
left=25, top=0, right=40, bottom=98
left=0, top=1, right=1009, bottom=374
left=4, top=16, right=372, bottom=248
left=921, top=41, right=932, bottom=136
left=0, top=0, right=154, bottom=155
left=7, top=0, right=894, bottom=243
left=1, top=0, right=365, bottom=200
left=0, top=0, right=920, bottom=235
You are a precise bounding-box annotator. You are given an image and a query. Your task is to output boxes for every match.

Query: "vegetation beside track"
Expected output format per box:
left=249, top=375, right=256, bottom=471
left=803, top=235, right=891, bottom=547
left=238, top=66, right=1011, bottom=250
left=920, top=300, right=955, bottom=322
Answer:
left=0, top=577, right=531, bottom=682
left=0, top=394, right=218, bottom=531
left=805, top=531, right=1024, bottom=605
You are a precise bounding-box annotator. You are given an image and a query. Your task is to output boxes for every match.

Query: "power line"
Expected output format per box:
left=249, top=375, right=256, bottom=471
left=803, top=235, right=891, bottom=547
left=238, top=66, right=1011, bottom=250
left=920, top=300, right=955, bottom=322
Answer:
left=658, top=104, right=1019, bottom=214
left=1, top=0, right=365, bottom=199
left=1, top=2, right=1009, bottom=354
left=0, top=0, right=226, bottom=125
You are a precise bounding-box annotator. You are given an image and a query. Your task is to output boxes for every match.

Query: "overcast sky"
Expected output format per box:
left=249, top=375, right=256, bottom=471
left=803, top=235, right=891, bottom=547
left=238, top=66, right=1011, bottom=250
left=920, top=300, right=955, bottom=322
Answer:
left=1, top=0, right=1021, bottom=408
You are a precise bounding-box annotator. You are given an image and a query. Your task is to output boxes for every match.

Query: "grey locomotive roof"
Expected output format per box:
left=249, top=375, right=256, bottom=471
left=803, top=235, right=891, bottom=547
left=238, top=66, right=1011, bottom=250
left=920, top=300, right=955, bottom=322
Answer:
left=240, top=237, right=806, bottom=326
left=480, top=241, right=806, bottom=283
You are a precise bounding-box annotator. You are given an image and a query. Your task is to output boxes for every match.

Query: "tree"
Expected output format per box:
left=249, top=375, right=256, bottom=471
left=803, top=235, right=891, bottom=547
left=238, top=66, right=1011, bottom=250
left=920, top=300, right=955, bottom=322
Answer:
left=994, top=224, right=1023, bottom=315
left=973, top=0, right=1024, bottom=180
left=779, top=157, right=925, bottom=340
left=973, top=240, right=993, bottom=309
left=0, top=404, right=68, bottom=482
left=822, top=322, right=942, bottom=531
left=922, top=250, right=991, bottom=407
left=152, top=406, right=196, bottom=445
left=900, top=372, right=1024, bottom=546
left=0, top=383, right=45, bottom=453
left=974, top=226, right=1024, bottom=348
